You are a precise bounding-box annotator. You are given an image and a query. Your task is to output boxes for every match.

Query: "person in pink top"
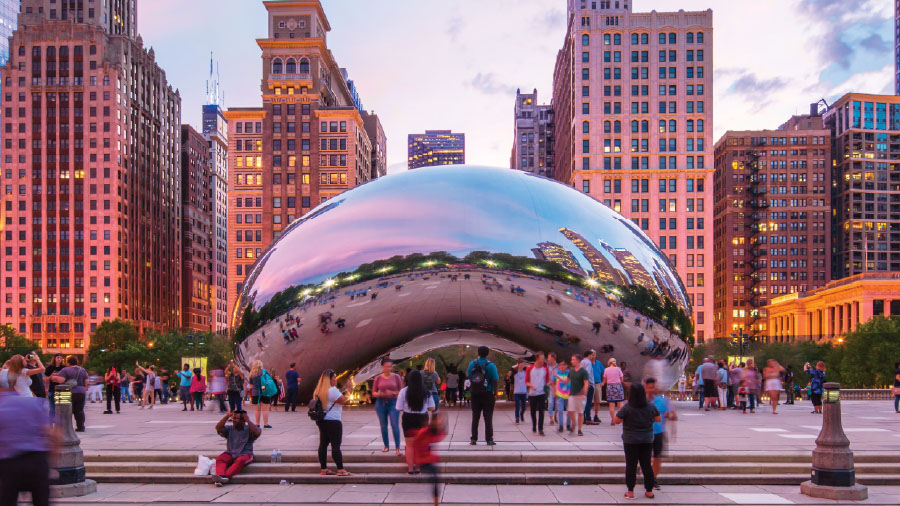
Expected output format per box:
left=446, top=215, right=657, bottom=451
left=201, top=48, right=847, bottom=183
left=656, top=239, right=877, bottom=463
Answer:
left=602, top=358, right=625, bottom=425
left=190, top=368, right=207, bottom=412
left=372, top=358, right=403, bottom=455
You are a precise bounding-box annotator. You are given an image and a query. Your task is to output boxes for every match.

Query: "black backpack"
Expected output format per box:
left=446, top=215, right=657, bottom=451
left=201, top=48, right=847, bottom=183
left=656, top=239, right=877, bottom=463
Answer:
left=469, top=359, right=490, bottom=395
left=307, top=397, right=336, bottom=422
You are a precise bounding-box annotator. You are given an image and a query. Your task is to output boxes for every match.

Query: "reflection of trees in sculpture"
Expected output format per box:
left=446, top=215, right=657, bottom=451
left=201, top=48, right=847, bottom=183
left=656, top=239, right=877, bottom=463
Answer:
left=233, top=250, right=693, bottom=346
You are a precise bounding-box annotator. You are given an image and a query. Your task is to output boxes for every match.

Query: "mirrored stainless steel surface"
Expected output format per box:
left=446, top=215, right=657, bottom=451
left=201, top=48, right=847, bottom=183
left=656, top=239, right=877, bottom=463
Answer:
left=233, top=166, right=691, bottom=396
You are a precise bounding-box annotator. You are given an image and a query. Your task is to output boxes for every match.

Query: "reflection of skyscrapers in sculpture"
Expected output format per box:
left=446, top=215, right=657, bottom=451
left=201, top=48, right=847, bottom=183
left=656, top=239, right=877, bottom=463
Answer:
left=651, top=258, right=678, bottom=301
left=558, top=228, right=625, bottom=285
left=613, top=249, right=657, bottom=293
left=532, top=242, right=586, bottom=276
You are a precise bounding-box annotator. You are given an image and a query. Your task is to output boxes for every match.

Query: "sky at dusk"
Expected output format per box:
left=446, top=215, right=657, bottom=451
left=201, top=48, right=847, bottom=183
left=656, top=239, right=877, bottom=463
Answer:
left=138, top=0, right=894, bottom=174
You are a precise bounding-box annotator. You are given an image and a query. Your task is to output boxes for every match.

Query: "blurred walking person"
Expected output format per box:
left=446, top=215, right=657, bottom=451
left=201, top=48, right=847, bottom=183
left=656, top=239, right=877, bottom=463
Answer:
left=225, top=362, right=244, bottom=412
left=0, top=388, right=52, bottom=506
left=645, top=377, right=676, bottom=490
left=410, top=413, right=447, bottom=506
left=135, top=362, right=156, bottom=409
left=210, top=366, right=227, bottom=413
left=763, top=359, right=785, bottom=414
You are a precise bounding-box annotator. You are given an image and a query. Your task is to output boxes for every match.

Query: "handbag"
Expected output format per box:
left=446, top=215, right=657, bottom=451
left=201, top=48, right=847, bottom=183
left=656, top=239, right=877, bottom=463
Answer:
left=892, top=387, right=900, bottom=396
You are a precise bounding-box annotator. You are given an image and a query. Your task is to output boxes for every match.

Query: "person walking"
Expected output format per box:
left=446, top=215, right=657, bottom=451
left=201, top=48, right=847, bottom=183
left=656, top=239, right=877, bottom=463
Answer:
left=191, top=368, right=207, bottom=411
left=553, top=359, right=571, bottom=432
left=763, top=359, right=785, bottom=414
left=312, top=369, right=352, bottom=476
left=728, top=362, right=743, bottom=409
left=699, top=357, right=719, bottom=411
left=590, top=352, right=605, bottom=424
left=158, top=368, right=170, bottom=404
left=742, top=360, right=761, bottom=413
left=445, top=366, right=459, bottom=407
left=132, top=366, right=145, bottom=406
left=284, top=363, right=300, bottom=412
left=645, top=377, right=676, bottom=490
left=602, top=358, right=625, bottom=424
left=103, top=366, right=121, bottom=414
left=467, top=346, right=499, bottom=445
left=396, top=370, right=435, bottom=474
left=580, top=350, right=598, bottom=425
left=225, top=362, right=244, bottom=412
left=410, top=413, right=447, bottom=506
left=677, top=373, right=687, bottom=401
left=49, top=356, right=88, bottom=432
left=783, top=365, right=795, bottom=405
left=44, top=354, right=65, bottom=418
left=546, top=353, right=559, bottom=424
left=0, top=389, right=52, bottom=506
left=804, top=361, right=826, bottom=414
left=566, top=354, right=589, bottom=436
left=248, top=361, right=273, bottom=428
left=135, top=362, right=156, bottom=409
left=613, top=383, right=660, bottom=500
left=372, top=358, right=402, bottom=455
left=716, top=361, right=729, bottom=410
left=175, top=364, right=194, bottom=411
left=525, top=351, right=550, bottom=436
left=210, top=367, right=227, bottom=413
left=512, top=360, right=527, bottom=424
left=422, top=358, right=441, bottom=410
left=212, top=410, right=261, bottom=486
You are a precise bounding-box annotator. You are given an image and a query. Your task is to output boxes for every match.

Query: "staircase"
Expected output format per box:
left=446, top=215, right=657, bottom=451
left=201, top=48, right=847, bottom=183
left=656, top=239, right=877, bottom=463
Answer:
left=84, top=451, right=900, bottom=486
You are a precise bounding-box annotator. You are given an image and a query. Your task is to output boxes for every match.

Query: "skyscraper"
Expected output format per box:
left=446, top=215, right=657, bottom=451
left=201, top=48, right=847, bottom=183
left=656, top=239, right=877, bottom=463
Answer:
left=532, top=241, right=585, bottom=276
left=225, top=0, right=380, bottom=323
left=712, top=111, right=831, bottom=340
left=363, top=111, right=387, bottom=179
left=824, top=93, right=900, bottom=277
left=896, top=0, right=899, bottom=95
left=181, top=125, right=212, bottom=332
left=552, top=0, right=714, bottom=341
left=511, top=88, right=554, bottom=177
left=1, top=0, right=182, bottom=351
left=0, top=0, right=19, bottom=67
left=407, top=130, right=465, bottom=169
left=203, top=56, right=229, bottom=334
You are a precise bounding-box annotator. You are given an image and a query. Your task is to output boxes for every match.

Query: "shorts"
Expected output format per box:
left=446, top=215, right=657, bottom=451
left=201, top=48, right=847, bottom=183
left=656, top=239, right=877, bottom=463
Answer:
left=810, top=393, right=822, bottom=406
left=652, top=432, right=665, bottom=457
left=179, top=386, right=190, bottom=400
left=401, top=412, right=428, bottom=435
left=703, top=382, right=717, bottom=399
left=568, top=395, right=587, bottom=413
left=593, top=386, right=603, bottom=404
left=251, top=395, right=272, bottom=405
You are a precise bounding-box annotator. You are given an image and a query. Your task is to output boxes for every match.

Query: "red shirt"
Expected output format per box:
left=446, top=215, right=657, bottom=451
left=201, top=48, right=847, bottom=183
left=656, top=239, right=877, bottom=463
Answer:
left=410, top=426, right=446, bottom=466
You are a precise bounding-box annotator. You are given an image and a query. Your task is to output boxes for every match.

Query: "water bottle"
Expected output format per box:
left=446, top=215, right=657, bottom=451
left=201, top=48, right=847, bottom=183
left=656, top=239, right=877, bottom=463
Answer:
left=271, top=449, right=277, bottom=463
left=276, top=449, right=283, bottom=463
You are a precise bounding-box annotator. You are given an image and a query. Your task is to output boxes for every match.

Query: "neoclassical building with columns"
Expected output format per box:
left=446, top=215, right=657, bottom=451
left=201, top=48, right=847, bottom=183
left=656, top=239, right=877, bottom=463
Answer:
left=766, top=273, right=900, bottom=342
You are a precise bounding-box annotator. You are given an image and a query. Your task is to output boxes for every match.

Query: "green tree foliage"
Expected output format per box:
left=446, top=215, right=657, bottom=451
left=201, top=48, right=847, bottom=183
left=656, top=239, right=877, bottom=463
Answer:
left=840, top=317, right=900, bottom=388
left=90, top=319, right=141, bottom=351
left=0, top=325, right=43, bottom=364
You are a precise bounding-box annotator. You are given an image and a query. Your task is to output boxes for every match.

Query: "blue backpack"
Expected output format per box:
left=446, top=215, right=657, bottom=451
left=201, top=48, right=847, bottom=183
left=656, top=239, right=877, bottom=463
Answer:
left=261, top=369, right=278, bottom=397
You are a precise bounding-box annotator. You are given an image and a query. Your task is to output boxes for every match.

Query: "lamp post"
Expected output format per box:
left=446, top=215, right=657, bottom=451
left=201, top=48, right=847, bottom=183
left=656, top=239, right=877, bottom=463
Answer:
left=800, top=382, right=867, bottom=500
left=50, top=384, right=97, bottom=498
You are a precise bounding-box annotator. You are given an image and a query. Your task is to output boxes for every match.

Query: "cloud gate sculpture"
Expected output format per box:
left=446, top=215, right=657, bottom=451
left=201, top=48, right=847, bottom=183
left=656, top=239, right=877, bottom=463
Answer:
left=233, top=166, right=691, bottom=399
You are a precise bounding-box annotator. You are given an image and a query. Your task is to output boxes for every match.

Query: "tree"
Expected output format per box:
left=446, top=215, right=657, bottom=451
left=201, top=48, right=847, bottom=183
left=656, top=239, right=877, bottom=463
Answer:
left=0, top=325, right=43, bottom=364
left=90, top=319, right=141, bottom=351
left=840, top=316, right=900, bottom=388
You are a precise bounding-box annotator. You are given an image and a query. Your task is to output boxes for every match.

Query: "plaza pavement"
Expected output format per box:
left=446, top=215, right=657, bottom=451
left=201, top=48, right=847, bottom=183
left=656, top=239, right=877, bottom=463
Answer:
left=57, top=397, right=900, bottom=504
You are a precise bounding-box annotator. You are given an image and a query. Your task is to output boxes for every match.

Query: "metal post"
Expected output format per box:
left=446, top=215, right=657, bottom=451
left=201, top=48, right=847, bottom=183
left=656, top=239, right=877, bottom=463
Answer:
left=50, top=385, right=97, bottom=498
left=800, top=383, right=867, bottom=500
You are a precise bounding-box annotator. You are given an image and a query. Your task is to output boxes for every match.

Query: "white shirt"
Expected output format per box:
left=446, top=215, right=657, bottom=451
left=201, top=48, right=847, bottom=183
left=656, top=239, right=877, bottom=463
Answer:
left=395, top=387, right=435, bottom=414
left=322, top=386, right=343, bottom=421
left=9, top=371, right=33, bottom=397
left=527, top=366, right=548, bottom=396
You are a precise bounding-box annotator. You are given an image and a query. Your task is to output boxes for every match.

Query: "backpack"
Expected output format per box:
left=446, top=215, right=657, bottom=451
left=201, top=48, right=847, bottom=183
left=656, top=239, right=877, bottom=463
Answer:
left=469, top=359, right=491, bottom=395
left=424, top=372, right=436, bottom=392
left=307, top=397, right=336, bottom=422
left=260, top=370, right=278, bottom=398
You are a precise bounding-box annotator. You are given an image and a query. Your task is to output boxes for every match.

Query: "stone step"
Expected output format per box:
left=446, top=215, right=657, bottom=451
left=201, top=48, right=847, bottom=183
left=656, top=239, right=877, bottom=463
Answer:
left=85, top=472, right=900, bottom=486
left=84, top=461, right=900, bottom=476
left=82, top=450, right=900, bottom=464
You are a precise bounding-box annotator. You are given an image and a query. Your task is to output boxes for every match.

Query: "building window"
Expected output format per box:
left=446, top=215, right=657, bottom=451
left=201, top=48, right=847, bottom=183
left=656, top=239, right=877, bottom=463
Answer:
left=582, top=180, right=590, bottom=193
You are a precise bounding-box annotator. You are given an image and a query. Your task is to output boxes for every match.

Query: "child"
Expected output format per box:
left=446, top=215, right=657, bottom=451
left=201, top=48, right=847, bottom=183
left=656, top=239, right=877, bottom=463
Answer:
left=410, top=413, right=447, bottom=506
left=737, top=379, right=749, bottom=414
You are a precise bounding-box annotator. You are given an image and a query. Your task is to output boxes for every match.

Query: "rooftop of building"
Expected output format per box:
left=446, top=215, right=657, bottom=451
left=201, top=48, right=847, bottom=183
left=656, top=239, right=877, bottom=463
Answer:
left=770, top=272, right=900, bottom=306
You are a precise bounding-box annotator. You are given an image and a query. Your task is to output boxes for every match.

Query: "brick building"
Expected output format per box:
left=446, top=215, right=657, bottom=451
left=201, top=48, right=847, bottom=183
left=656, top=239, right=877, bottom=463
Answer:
left=712, top=111, right=832, bottom=340
left=225, top=0, right=382, bottom=323
left=407, top=130, right=465, bottom=169
left=552, top=0, right=714, bottom=341
left=0, top=0, right=182, bottom=351
left=181, top=125, right=212, bottom=332
left=511, top=88, right=554, bottom=178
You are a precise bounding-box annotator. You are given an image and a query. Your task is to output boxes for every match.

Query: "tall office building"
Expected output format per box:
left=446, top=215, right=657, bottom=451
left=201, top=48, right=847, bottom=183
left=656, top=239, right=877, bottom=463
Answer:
left=225, top=0, right=379, bottom=323
left=181, top=125, right=212, bottom=332
left=0, top=0, right=182, bottom=351
left=0, top=0, right=19, bottom=67
left=712, top=111, right=831, bottom=341
left=552, top=0, right=714, bottom=340
left=896, top=0, right=900, bottom=95
left=511, top=88, right=554, bottom=177
left=824, top=93, right=900, bottom=278
left=203, top=57, right=229, bottom=334
left=363, top=111, right=386, bottom=179
left=407, top=130, right=465, bottom=169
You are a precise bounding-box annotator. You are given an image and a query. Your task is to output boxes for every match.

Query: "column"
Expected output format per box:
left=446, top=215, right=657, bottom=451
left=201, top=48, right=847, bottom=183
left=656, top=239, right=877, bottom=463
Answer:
left=827, top=306, right=834, bottom=339
left=859, top=297, right=874, bottom=324
left=849, top=302, right=857, bottom=333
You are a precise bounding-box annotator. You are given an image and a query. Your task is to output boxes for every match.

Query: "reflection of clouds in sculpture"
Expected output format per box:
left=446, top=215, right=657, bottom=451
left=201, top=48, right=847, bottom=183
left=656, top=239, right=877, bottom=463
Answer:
left=233, top=166, right=691, bottom=397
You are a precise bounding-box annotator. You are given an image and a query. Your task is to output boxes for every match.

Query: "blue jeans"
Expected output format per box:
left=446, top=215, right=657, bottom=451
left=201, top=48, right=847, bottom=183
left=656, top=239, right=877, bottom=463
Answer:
left=514, top=393, right=527, bottom=421
left=374, top=398, right=401, bottom=449
left=121, top=385, right=132, bottom=403
left=584, top=384, right=594, bottom=419
left=894, top=394, right=899, bottom=412
left=555, top=397, right=568, bottom=430
left=748, top=393, right=757, bottom=411
left=161, top=387, right=170, bottom=404
left=431, top=393, right=441, bottom=412
left=547, top=392, right=555, bottom=417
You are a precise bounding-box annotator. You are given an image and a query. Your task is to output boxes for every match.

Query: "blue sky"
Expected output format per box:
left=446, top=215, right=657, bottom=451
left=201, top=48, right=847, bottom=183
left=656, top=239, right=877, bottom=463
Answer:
left=139, top=0, right=894, bottom=173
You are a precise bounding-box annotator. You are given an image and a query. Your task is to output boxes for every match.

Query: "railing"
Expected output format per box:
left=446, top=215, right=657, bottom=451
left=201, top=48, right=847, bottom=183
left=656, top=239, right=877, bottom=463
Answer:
left=665, top=389, right=896, bottom=402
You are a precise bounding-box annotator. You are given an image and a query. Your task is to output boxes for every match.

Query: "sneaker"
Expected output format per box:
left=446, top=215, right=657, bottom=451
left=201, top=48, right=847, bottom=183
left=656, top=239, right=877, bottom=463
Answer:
left=486, top=440, right=496, bottom=446
left=214, top=481, right=224, bottom=487
left=558, top=426, right=563, bottom=432
left=577, top=430, right=584, bottom=436
left=264, top=424, right=273, bottom=429
left=469, top=440, right=477, bottom=446
left=653, top=483, right=661, bottom=490
left=103, top=410, right=113, bottom=414
left=539, top=431, right=545, bottom=436
left=593, top=415, right=600, bottom=423
left=219, top=476, right=229, bottom=484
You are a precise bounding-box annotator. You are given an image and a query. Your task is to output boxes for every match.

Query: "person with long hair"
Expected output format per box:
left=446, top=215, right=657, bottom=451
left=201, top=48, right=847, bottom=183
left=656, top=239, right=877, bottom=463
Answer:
left=602, top=358, right=625, bottom=424
left=804, top=361, right=826, bottom=414
left=410, top=413, right=447, bottom=506
left=312, top=369, right=352, bottom=476
left=396, top=370, right=435, bottom=474
left=372, top=358, right=403, bottom=455
left=225, top=362, right=245, bottom=412
left=135, top=362, right=156, bottom=409
left=525, top=351, right=550, bottom=435
left=104, top=366, right=121, bottom=414
left=613, top=383, right=661, bottom=499
left=132, top=366, right=145, bottom=406
left=191, top=368, right=207, bottom=412
left=248, top=361, right=272, bottom=428
left=44, top=354, right=66, bottom=418
left=4, top=354, right=44, bottom=397
left=763, top=359, right=785, bottom=414
left=422, top=358, right=441, bottom=411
